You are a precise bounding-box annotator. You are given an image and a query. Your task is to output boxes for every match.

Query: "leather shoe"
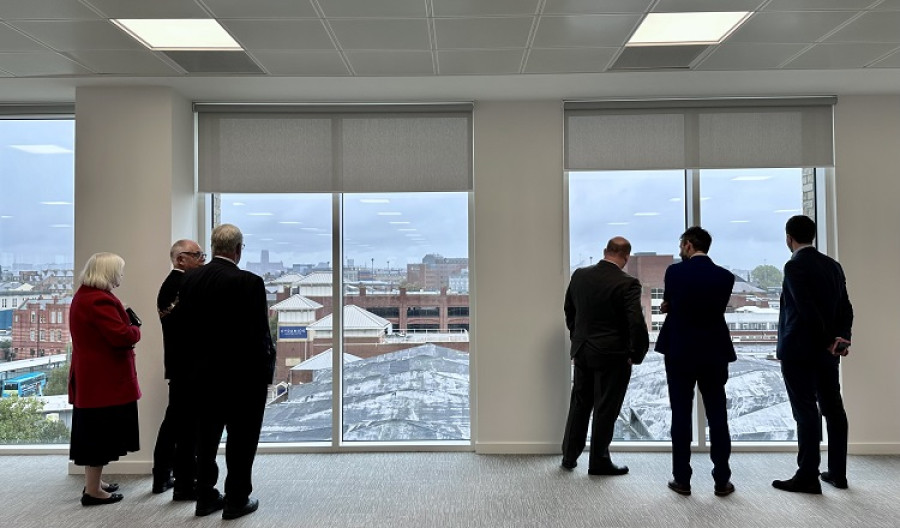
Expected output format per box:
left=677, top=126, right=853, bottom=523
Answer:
left=152, top=476, right=175, bottom=494
left=561, top=459, right=577, bottom=470
left=588, top=463, right=628, bottom=476
left=83, top=483, right=119, bottom=494
left=772, top=476, right=822, bottom=494
left=81, top=492, right=124, bottom=507
left=820, top=472, right=848, bottom=489
left=667, top=480, right=691, bottom=496
left=195, top=492, right=225, bottom=517
left=223, top=497, right=259, bottom=520
left=714, top=481, right=736, bottom=497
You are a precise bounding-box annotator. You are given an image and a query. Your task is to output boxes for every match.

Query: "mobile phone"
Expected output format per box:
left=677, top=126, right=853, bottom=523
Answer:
left=835, top=340, right=850, bottom=352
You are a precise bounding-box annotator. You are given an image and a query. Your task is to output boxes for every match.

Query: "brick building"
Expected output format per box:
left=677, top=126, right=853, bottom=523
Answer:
left=11, top=296, right=73, bottom=360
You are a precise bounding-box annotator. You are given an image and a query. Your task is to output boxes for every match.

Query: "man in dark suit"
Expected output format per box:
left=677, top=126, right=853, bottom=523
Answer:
left=151, top=239, right=205, bottom=498
left=178, top=224, right=276, bottom=519
left=655, top=227, right=736, bottom=497
left=561, top=237, right=649, bottom=476
left=773, top=215, right=853, bottom=494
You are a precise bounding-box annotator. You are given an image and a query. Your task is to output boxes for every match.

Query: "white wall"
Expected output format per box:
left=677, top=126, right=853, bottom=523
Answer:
left=73, top=86, right=193, bottom=473
left=834, top=96, right=900, bottom=454
left=69, top=93, right=900, bottom=470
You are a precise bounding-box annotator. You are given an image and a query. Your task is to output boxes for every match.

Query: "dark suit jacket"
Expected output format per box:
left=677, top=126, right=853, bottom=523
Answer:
left=157, top=269, right=188, bottom=380
left=565, top=260, right=649, bottom=365
left=178, top=257, right=276, bottom=384
left=654, top=255, right=736, bottom=365
left=777, top=246, right=853, bottom=361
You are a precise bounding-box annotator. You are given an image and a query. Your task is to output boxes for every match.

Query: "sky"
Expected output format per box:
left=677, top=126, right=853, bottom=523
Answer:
left=1, top=119, right=807, bottom=275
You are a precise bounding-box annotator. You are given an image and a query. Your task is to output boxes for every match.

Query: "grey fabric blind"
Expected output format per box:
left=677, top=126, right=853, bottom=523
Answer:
left=197, top=104, right=473, bottom=193
left=564, top=97, right=835, bottom=170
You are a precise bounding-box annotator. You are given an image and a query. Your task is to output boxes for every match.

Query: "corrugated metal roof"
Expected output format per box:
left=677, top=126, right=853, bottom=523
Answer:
left=290, top=348, right=362, bottom=371
left=308, top=304, right=390, bottom=331
left=270, top=294, right=323, bottom=312
left=298, top=272, right=332, bottom=285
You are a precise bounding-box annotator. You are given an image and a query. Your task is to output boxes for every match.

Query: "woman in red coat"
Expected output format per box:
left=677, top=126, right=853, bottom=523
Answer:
left=69, top=252, right=141, bottom=506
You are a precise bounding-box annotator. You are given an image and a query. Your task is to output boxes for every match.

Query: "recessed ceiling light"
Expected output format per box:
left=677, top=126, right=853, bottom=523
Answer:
left=628, top=12, right=751, bottom=46
left=774, top=208, right=802, bottom=213
left=377, top=212, right=402, bottom=216
left=279, top=221, right=302, bottom=225
left=10, top=145, right=72, bottom=154
left=607, top=222, right=630, bottom=225
left=634, top=212, right=661, bottom=216
left=111, top=19, right=243, bottom=51
left=248, top=212, right=273, bottom=216
left=40, top=201, right=72, bottom=205
left=732, top=175, right=771, bottom=181
left=360, top=199, right=390, bottom=204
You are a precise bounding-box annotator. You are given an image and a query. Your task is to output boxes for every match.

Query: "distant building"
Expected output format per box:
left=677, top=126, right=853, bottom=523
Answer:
left=11, top=296, right=73, bottom=360
left=246, top=249, right=285, bottom=277
left=0, top=283, right=40, bottom=331
left=407, top=254, right=468, bottom=291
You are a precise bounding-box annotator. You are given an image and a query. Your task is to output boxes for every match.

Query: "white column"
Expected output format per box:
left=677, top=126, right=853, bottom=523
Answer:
left=73, top=86, right=194, bottom=473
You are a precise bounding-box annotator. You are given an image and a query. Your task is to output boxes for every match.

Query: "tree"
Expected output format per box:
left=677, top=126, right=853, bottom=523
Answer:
left=44, top=364, right=70, bottom=396
left=750, top=264, right=783, bottom=290
left=0, top=397, right=70, bottom=444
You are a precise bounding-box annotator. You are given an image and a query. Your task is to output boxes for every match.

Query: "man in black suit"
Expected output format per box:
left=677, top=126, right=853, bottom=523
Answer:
left=178, top=224, right=276, bottom=519
left=151, top=239, right=205, bottom=498
left=655, top=227, right=736, bottom=497
left=773, top=215, right=853, bottom=494
left=561, top=237, right=649, bottom=476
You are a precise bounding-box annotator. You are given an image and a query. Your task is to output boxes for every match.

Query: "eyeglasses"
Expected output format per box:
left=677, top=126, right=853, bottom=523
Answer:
left=179, top=251, right=207, bottom=260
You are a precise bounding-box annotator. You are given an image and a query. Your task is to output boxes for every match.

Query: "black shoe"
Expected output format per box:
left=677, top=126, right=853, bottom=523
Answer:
left=81, top=492, right=124, bottom=507
left=772, top=476, right=822, bottom=494
left=173, top=488, right=198, bottom=501
left=223, top=497, right=259, bottom=520
left=714, top=481, right=736, bottom=497
left=667, top=480, right=691, bottom=496
left=83, top=484, right=119, bottom=494
left=195, top=492, right=225, bottom=517
left=588, top=463, right=628, bottom=476
left=561, top=459, right=577, bottom=470
left=152, top=476, right=175, bottom=494
left=820, top=472, right=849, bottom=489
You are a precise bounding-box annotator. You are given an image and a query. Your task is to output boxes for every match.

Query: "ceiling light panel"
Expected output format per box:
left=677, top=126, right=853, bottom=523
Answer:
left=628, top=12, right=751, bottom=46
left=112, top=19, right=243, bottom=50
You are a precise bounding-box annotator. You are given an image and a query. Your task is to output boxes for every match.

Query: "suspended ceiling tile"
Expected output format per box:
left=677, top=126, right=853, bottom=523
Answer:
left=432, top=0, right=541, bottom=17
left=65, top=50, right=183, bottom=75
left=202, top=0, right=318, bottom=19
left=727, top=11, right=858, bottom=43
left=161, top=50, right=265, bottom=73
left=437, top=49, right=524, bottom=74
left=7, top=20, right=145, bottom=50
left=0, top=0, right=100, bottom=20
left=652, top=0, right=765, bottom=12
left=825, top=12, right=900, bottom=43
left=80, top=0, right=209, bottom=19
left=609, top=45, right=707, bottom=70
left=695, top=43, right=809, bottom=70
left=221, top=20, right=335, bottom=50
left=0, top=52, right=93, bottom=76
left=251, top=50, right=350, bottom=75
left=869, top=48, right=900, bottom=67
left=763, top=0, right=875, bottom=10
left=524, top=47, right=617, bottom=73
left=874, top=0, right=900, bottom=9
left=344, top=50, right=434, bottom=76
left=329, top=19, right=430, bottom=50
left=318, top=0, right=426, bottom=18
left=533, top=15, right=641, bottom=48
left=783, top=42, right=898, bottom=69
left=0, top=24, right=52, bottom=52
left=434, top=17, right=533, bottom=49
left=542, top=0, right=652, bottom=15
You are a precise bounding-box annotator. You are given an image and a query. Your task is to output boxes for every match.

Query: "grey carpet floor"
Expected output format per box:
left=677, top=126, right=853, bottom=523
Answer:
left=4, top=452, right=898, bottom=528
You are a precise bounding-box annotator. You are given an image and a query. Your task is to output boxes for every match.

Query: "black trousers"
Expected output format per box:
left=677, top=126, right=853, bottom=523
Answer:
left=665, top=357, right=731, bottom=485
left=196, top=383, right=268, bottom=506
left=561, top=354, right=632, bottom=470
left=152, top=379, right=197, bottom=490
left=781, top=356, right=848, bottom=480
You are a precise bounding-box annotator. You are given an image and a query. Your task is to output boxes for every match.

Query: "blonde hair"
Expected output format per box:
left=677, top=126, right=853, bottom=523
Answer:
left=79, top=252, right=125, bottom=290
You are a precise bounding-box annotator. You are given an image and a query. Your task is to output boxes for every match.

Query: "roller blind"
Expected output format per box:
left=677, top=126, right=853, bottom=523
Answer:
left=196, top=104, right=473, bottom=193
left=564, top=97, right=835, bottom=171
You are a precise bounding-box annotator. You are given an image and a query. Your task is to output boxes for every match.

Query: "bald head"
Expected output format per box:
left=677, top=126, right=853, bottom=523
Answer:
left=603, top=236, right=632, bottom=268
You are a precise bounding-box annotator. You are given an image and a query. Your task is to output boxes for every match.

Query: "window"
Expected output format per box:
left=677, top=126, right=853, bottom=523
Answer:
left=448, top=306, right=469, bottom=317
left=367, top=307, right=400, bottom=318
left=650, top=288, right=664, bottom=299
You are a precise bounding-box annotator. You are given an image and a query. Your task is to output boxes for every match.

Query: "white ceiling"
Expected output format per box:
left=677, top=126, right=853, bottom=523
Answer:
left=1, top=0, right=900, bottom=101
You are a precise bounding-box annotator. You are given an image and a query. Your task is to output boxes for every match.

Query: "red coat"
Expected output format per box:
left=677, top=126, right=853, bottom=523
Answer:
left=68, top=286, right=142, bottom=408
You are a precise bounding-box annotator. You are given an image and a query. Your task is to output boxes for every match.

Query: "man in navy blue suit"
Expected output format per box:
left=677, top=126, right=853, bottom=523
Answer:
left=772, top=215, right=853, bottom=494
left=655, top=226, right=736, bottom=497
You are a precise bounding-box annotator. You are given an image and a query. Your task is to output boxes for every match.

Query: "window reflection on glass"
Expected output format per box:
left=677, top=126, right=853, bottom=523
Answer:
left=0, top=119, right=74, bottom=445
left=569, top=170, right=685, bottom=442
left=699, top=168, right=810, bottom=442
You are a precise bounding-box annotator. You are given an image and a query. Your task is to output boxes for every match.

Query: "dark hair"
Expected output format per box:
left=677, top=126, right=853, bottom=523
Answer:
left=681, top=226, right=712, bottom=253
left=785, top=215, right=816, bottom=244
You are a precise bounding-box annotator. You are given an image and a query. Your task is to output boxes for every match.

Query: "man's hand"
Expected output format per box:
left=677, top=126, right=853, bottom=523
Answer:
left=829, top=337, right=851, bottom=357
left=659, top=301, right=669, bottom=314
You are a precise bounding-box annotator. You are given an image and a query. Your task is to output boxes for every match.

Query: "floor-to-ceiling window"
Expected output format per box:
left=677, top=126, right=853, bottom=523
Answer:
left=565, top=98, right=834, bottom=447
left=0, top=114, right=74, bottom=445
left=201, top=104, right=472, bottom=447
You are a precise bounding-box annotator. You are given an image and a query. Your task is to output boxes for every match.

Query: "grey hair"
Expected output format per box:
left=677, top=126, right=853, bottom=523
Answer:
left=79, top=252, right=125, bottom=291
left=211, top=224, right=243, bottom=256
